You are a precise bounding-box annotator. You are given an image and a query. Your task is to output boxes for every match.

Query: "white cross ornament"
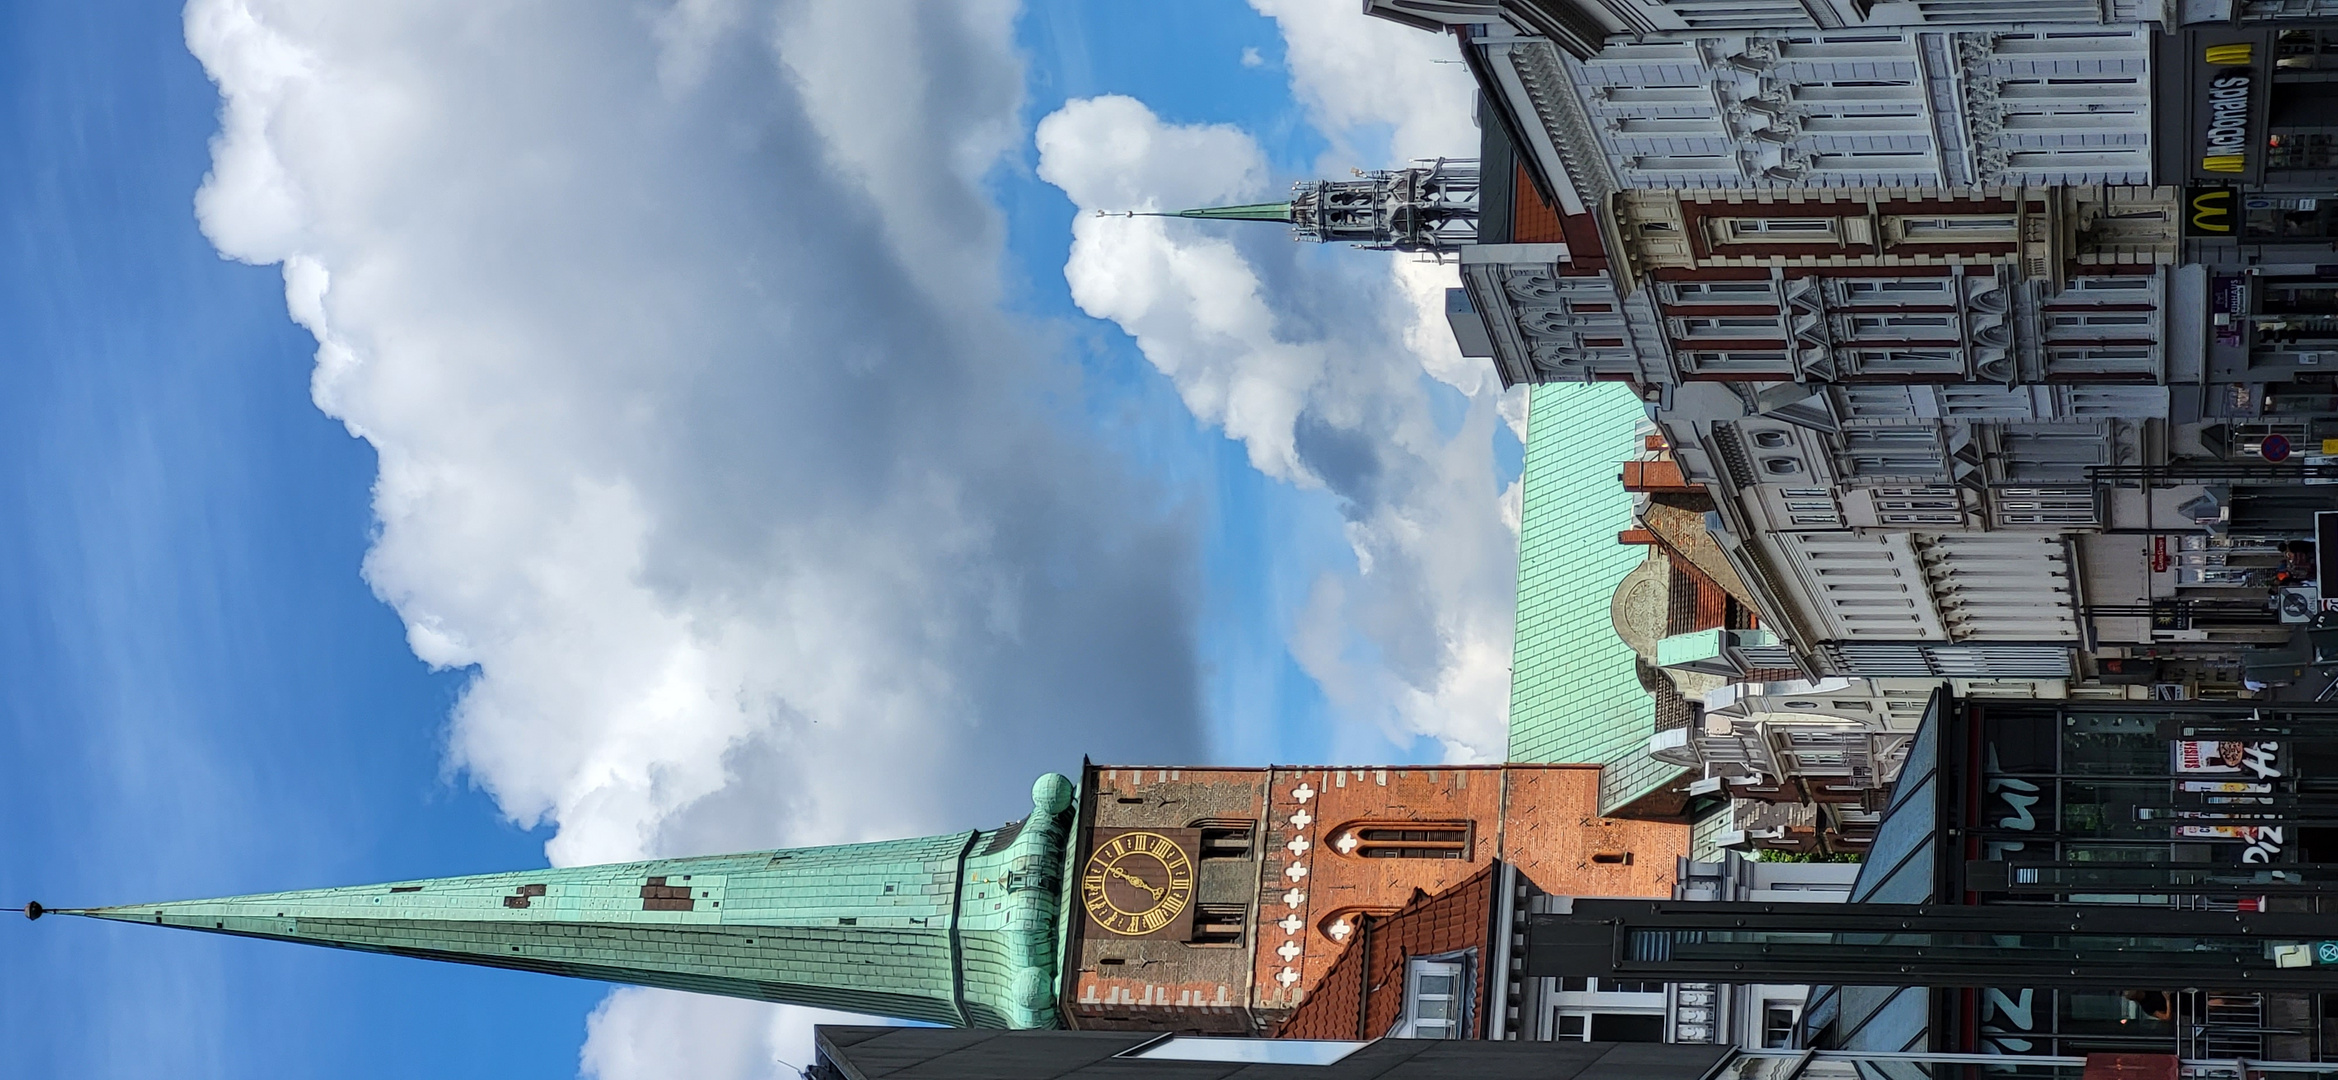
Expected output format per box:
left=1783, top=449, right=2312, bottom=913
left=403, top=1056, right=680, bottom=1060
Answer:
left=1288, top=809, right=1313, bottom=829
left=1284, top=836, right=1310, bottom=857
left=1284, top=863, right=1308, bottom=881
left=1282, top=888, right=1306, bottom=908
left=1291, top=783, right=1315, bottom=803
left=1277, top=940, right=1303, bottom=962
left=1278, top=913, right=1305, bottom=935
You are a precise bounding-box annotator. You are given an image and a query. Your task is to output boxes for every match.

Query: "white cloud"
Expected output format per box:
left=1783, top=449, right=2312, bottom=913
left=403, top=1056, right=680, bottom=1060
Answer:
left=1247, top=0, right=1478, bottom=166
left=580, top=989, right=873, bottom=1080
left=1240, top=45, right=1265, bottom=68
left=1036, top=94, right=1517, bottom=762
left=186, top=0, right=1204, bottom=1075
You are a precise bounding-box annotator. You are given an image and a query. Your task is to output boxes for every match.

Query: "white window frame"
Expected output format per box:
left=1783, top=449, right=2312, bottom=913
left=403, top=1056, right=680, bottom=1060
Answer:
left=1396, top=956, right=1469, bottom=1039
left=1890, top=215, right=2017, bottom=244
left=1661, top=281, right=1777, bottom=304
left=1721, top=217, right=1840, bottom=242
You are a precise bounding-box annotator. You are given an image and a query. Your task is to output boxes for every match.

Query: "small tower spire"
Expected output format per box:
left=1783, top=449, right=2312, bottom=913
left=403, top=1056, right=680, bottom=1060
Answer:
left=1163, top=202, right=1295, bottom=223
left=37, top=775, right=1080, bottom=1030
left=1138, top=159, right=1481, bottom=253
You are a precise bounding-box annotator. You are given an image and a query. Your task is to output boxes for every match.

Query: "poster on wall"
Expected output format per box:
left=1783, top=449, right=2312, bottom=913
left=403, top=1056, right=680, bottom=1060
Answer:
left=2173, top=739, right=2282, bottom=778
left=2173, top=823, right=2287, bottom=864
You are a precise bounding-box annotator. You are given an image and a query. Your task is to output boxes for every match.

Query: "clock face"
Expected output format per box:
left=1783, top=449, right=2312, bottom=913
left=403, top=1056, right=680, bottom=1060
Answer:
left=1080, top=830, right=1195, bottom=937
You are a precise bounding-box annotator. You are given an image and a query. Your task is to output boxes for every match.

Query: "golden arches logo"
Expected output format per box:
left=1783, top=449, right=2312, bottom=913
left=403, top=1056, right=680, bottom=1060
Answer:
left=2204, top=43, right=2254, bottom=65
left=2201, top=155, right=2247, bottom=174
left=2190, top=189, right=2234, bottom=233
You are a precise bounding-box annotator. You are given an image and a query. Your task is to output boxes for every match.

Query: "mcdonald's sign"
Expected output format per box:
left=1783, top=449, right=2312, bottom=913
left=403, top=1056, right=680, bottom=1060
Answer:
left=2186, top=186, right=2238, bottom=236
left=2192, top=35, right=2263, bottom=181
left=2204, top=42, right=2254, bottom=65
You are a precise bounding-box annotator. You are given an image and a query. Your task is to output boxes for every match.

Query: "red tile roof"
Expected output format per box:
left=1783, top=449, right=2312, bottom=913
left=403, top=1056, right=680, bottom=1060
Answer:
left=1274, top=864, right=1500, bottom=1041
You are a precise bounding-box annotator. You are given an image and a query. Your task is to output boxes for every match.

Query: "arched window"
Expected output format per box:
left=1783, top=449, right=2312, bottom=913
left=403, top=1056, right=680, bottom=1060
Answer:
left=1328, top=821, right=1474, bottom=860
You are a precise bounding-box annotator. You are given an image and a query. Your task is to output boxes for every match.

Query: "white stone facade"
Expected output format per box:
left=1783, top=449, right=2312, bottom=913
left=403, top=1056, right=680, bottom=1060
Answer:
left=1476, top=26, right=2155, bottom=210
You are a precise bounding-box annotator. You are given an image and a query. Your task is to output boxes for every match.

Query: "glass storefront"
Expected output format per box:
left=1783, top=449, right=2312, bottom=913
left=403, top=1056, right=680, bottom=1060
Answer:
left=1975, top=705, right=2309, bottom=875
left=1960, top=702, right=2338, bottom=1058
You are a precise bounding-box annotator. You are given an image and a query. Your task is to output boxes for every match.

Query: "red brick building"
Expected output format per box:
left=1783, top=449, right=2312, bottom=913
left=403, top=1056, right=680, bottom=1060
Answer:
left=1060, top=763, right=1686, bottom=1036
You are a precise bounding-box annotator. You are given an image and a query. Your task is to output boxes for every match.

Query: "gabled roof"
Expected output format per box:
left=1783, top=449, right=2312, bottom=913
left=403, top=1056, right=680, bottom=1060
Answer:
left=1276, top=864, right=1501, bottom=1041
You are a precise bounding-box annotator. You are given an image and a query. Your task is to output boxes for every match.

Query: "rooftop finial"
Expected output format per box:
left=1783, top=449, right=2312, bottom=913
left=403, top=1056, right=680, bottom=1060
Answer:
left=15, top=902, right=43, bottom=920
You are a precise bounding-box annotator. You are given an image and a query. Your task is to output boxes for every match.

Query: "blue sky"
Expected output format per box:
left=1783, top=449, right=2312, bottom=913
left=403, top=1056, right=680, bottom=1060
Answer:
left=1, top=2, right=1513, bottom=1077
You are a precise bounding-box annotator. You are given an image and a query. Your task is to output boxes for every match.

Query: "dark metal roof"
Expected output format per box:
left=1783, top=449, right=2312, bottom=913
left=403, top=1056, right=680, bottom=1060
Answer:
left=813, top=1026, right=1734, bottom=1080
left=1802, top=687, right=1947, bottom=1054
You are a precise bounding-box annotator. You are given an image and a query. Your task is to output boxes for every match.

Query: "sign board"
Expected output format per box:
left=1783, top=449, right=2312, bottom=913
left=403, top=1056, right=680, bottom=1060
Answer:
left=2186, top=186, right=2238, bottom=236
left=2213, top=276, right=2247, bottom=346
left=2263, top=433, right=2293, bottom=462
left=2189, top=32, right=2272, bottom=183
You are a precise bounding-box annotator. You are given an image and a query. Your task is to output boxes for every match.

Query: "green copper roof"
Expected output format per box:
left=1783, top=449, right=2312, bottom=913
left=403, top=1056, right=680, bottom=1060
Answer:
left=54, top=775, right=1078, bottom=1030
left=1170, top=202, right=1293, bottom=223
left=1508, top=382, right=1654, bottom=767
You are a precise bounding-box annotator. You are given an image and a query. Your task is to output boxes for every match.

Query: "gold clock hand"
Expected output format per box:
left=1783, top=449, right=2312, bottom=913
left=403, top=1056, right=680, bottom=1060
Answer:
left=1108, top=864, right=1164, bottom=901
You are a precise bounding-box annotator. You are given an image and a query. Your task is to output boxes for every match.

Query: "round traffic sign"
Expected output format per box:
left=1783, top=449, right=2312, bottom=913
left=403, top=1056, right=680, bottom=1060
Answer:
left=2265, top=434, right=2293, bottom=462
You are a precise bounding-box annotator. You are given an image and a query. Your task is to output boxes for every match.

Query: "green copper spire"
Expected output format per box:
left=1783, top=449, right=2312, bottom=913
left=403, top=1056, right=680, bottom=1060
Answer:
left=1167, top=202, right=1294, bottom=223
left=43, top=774, right=1078, bottom=1029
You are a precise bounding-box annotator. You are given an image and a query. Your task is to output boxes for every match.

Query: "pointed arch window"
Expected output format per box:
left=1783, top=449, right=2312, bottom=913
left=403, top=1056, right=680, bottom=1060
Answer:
left=1328, top=820, right=1474, bottom=860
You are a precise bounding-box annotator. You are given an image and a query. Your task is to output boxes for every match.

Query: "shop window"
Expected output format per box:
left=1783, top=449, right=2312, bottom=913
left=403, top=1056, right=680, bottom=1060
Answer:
left=1330, top=821, right=1473, bottom=860
left=2270, top=133, right=2338, bottom=171
left=2060, top=781, right=2160, bottom=840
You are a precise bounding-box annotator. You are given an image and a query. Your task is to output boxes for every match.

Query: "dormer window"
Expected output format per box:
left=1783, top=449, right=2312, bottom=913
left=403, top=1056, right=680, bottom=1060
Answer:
left=1393, top=953, right=1474, bottom=1039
